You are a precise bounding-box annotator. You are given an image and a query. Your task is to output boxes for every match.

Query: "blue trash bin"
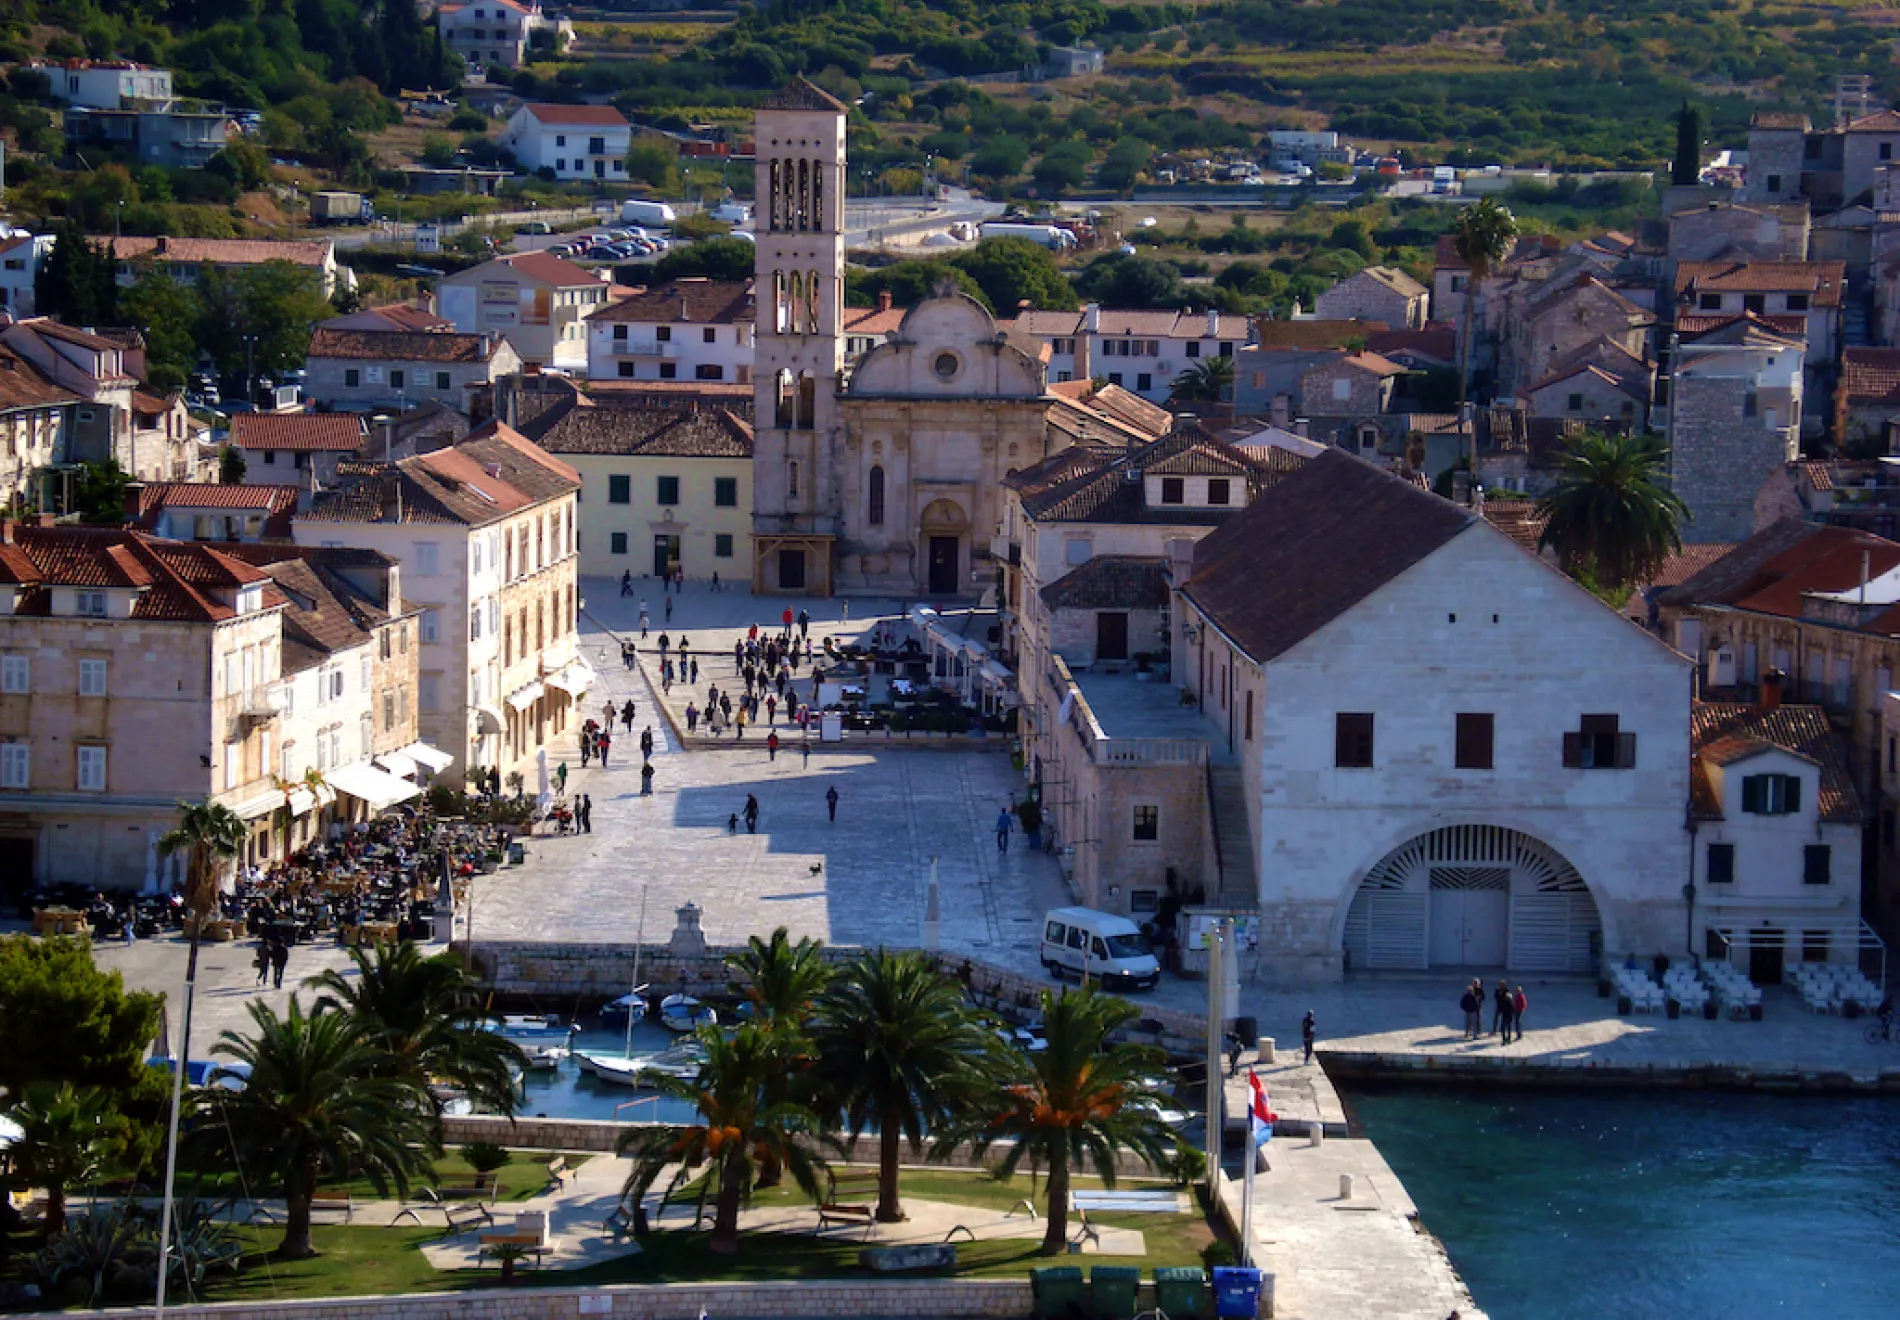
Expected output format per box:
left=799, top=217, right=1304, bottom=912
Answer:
left=1212, top=1265, right=1263, bottom=1318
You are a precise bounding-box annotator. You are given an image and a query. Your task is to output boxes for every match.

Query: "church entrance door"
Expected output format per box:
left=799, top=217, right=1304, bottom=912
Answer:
left=777, top=547, right=807, bottom=590
left=927, top=536, right=959, bottom=594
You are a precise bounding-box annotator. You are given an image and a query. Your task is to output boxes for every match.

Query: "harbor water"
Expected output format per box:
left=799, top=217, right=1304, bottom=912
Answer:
left=1347, top=1085, right=1900, bottom=1320
left=513, top=1024, right=703, bottom=1125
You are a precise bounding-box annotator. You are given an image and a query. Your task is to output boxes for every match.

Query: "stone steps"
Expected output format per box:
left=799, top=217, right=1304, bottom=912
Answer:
left=1207, top=763, right=1257, bottom=908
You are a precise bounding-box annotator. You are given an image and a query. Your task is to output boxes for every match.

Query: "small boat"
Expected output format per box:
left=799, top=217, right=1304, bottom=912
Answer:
left=600, top=993, right=648, bottom=1023
left=574, top=1051, right=645, bottom=1087
left=659, top=994, right=716, bottom=1033
left=485, top=1014, right=576, bottom=1040
left=428, top=1081, right=475, bottom=1116
left=520, top=1042, right=568, bottom=1070
left=575, top=1039, right=705, bottom=1088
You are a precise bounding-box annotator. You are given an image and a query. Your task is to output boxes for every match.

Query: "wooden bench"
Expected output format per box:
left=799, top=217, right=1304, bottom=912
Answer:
left=392, top=1189, right=494, bottom=1234
left=437, top=1172, right=498, bottom=1202
left=310, top=1191, right=353, bottom=1223
left=817, top=1171, right=879, bottom=1237
left=543, top=1155, right=570, bottom=1191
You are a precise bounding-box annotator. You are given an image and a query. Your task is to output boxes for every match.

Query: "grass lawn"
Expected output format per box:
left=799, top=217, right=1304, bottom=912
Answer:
left=180, top=1168, right=1220, bottom=1301
left=323, top=1150, right=591, bottom=1204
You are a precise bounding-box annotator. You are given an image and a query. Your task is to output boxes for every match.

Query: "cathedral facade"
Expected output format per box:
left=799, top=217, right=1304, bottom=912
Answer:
left=750, top=81, right=1059, bottom=597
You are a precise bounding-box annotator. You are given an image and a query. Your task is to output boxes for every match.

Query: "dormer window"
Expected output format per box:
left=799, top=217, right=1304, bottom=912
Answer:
left=75, top=591, right=107, bottom=617
left=1742, top=772, right=1802, bottom=815
left=1160, top=477, right=1185, bottom=505
left=237, top=585, right=263, bottom=614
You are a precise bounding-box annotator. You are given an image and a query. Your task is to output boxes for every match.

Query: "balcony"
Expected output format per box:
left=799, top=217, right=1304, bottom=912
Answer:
left=609, top=339, right=678, bottom=359
left=239, top=680, right=286, bottom=721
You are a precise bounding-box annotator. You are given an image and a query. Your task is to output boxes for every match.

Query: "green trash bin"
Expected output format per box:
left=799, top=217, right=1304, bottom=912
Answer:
left=1090, top=1265, right=1142, bottom=1319
left=1031, top=1264, right=1086, bottom=1319
left=1155, top=1265, right=1208, bottom=1318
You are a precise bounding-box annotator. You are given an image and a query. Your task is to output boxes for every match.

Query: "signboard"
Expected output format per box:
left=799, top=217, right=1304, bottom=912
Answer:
left=1185, top=912, right=1260, bottom=952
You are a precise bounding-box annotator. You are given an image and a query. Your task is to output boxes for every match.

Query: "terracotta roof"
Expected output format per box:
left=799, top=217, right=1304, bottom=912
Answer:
left=1674, top=260, right=1845, bottom=308
left=1797, top=461, right=1835, bottom=493
left=1336, top=351, right=1406, bottom=378
left=531, top=401, right=754, bottom=458
left=1079, top=384, right=1172, bottom=435
left=1182, top=450, right=1473, bottom=662
left=1479, top=500, right=1548, bottom=553
left=1251, top=319, right=1388, bottom=350
left=308, top=328, right=504, bottom=364
left=842, top=305, right=908, bottom=338
left=1659, top=518, right=1900, bottom=633
left=307, top=425, right=577, bottom=527
left=1524, top=362, right=1649, bottom=401
left=1341, top=266, right=1429, bottom=298
left=105, top=236, right=331, bottom=268
left=229, top=413, right=367, bottom=453
left=25, top=320, right=123, bottom=352
left=586, top=279, right=752, bottom=325
left=0, top=525, right=273, bottom=623
left=1041, top=555, right=1170, bottom=612
left=760, top=78, right=848, bottom=114
left=1845, top=109, right=1900, bottom=134
left=321, top=304, right=455, bottom=333
left=1366, top=327, right=1455, bottom=365
left=581, top=379, right=753, bottom=403
left=255, top=557, right=383, bottom=670
left=521, top=103, right=629, bottom=128
left=1634, top=542, right=1735, bottom=590
left=127, top=483, right=300, bottom=539
left=1675, top=312, right=1808, bottom=339
left=1433, top=233, right=1564, bottom=271
left=1525, top=273, right=1655, bottom=325
left=1004, top=447, right=1115, bottom=500
left=1024, top=424, right=1300, bottom=525
left=1691, top=702, right=1862, bottom=823
left=1840, top=347, right=1900, bottom=406
left=0, top=345, right=80, bottom=412
left=1751, top=112, right=1812, bottom=131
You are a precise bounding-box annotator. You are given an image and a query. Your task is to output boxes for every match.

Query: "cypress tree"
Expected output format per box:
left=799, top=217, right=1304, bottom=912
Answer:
left=1673, top=101, right=1705, bottom=187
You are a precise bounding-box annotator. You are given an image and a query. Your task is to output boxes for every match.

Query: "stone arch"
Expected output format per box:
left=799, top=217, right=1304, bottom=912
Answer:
left=1338, top=822, right=1605, bottom=973
left=920, top=498, right=969, bottom=533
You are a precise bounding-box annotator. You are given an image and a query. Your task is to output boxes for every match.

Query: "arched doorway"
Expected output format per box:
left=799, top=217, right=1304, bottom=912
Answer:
left=919, top=498, right=968, bottom=595
left=1343, top=825, right=1601, bottom=973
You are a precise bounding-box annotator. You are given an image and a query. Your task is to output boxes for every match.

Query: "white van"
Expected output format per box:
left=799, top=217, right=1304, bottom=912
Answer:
left=620, top=199, right=677, bottom=227
left=1040, top=907, right=1161, bottom=991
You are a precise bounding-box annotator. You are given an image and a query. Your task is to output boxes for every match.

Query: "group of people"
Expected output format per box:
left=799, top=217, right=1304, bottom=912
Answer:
left=252, top=935, right=292, bottom=989
left=1461, top=978, right=1529, bottom=1043
left=548, top=793, right=595, bottom=835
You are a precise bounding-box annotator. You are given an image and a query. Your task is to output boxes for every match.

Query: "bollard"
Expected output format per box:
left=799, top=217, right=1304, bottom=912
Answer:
left=1260, top=1037, right=1276, bottom=1064
left=1260, top=1272, right=1276, bottom=1318
left=1339, top=1173, right=1354, bottom=1200
left=1308, top=1125, right=1324, bottom=1148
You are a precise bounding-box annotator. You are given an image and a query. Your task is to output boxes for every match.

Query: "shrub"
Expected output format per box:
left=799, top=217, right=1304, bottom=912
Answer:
left=459, top=1141, right=510, bottom=1174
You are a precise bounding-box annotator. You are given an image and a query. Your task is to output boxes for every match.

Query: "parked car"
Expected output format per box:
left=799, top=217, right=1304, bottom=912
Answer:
left=517, top=220, right=553, bottom=235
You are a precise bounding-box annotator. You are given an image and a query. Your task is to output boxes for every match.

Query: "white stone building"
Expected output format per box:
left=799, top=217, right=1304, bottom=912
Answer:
left=1006, top=304, right=1251, bottom=401
left=504, top=104, right=632, bottom=183
left=584, top=279, right=754, bottom=384
left=437, top=0, right=569, bottom=70
left=436, top=252, right=615, bottom=370
left=1173, top=449, right=1694, bottom=981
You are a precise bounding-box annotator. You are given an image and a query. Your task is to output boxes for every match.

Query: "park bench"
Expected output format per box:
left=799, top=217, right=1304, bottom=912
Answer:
left=437, top=1171, right=498, bottom=1202
left=816, top=1171, right=879, bottom=1237
left=479, top=1210, right=552, bottom=1267
left=392, top=1189, right=494, bottom=1234
left=309, top=1190, right=354, bottom=1222
left=543, top=1155, right=570, bottom=1191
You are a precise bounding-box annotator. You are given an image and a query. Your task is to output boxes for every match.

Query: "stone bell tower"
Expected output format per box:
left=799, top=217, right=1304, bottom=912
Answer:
left=750, top=78, right=847, bottom=595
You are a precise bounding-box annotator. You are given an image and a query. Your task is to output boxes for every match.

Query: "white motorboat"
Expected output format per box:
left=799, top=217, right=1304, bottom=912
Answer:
left=575, top=1051, right=646, bottom=1087
left=486, top=1014, right=576, bottom=1040
left=520, top=1042, right=568, bottom=1070
left=575, top=1039, right=705, bottom=1088
left=659, top=994, right=716, bottom=1033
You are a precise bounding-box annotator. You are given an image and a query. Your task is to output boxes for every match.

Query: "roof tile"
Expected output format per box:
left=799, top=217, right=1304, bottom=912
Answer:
left=229, top=413, right=367, bottom=453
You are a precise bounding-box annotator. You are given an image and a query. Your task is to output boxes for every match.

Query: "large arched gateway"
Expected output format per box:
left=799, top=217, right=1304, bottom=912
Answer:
left=1343, top=825, right=1602, bottom=973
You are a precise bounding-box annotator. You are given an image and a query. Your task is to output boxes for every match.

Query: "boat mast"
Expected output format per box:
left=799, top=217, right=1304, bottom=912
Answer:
left=627, top=886, right=647, bottom=1059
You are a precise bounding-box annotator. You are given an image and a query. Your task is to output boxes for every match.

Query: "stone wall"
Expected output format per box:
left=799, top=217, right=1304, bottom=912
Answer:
left=1669, top=372, right=1797, bottom=544
left=16, top=1279, right=1035, bottom=1320
left=1742, top=128, right=1807, bottom=205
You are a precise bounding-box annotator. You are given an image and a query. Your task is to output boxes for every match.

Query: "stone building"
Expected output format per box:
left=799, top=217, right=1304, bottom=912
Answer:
left=1314, top=266, right=1430, bottom=329
left=305, top=327, right=521, bottom=415
left=1834, top=347, right=1900, bottom=453
left=1171, top=451, right=1693, bottom=981
left=1495, top=274, right=1654, bottom=398
left=1666, top=201, right=1811, bottom=267
left=0, top=341, right=76, bottom=514
left=1664, top=316, right=1805, bottom=543
left=0, top=522, right=289, bottom=889
left=227, top=413, right=368, bottom=491
left=1742, top=113, right=1811, bottom=206
left=1298, top=352, right=1403, bottom=417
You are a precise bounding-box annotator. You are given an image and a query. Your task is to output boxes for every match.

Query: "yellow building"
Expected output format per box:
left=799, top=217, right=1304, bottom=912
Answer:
left=520, top=395, right=753, bottom=583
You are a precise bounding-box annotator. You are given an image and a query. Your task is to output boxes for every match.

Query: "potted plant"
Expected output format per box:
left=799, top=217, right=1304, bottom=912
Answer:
left=1132, top=652, right=1155, bottom=682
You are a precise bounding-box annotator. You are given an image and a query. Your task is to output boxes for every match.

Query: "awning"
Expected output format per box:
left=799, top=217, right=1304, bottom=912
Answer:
left=506, top=680, right=546, bottom=712
left=979, top=659, right=1014, bottom=687
left=225, top=788, right=284, bottom=820
left=286, top=787, right=318, bottom=817
left=399, top=741, right=455, bottom=774
left=544, top=658, right=596, bottom=698
left=375, top=751, right=420, bottom=780
left=473, top=704, right=504, bottom=735
left=325, top=761, right=422, bottom=811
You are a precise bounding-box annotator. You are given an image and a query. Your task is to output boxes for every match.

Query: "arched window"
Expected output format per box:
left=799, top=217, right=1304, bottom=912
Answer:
left=768, top=160, right=781, bottom=231
left=807, top=270, right=821, bottom=333
left=776, top=369, right=795, bottom=428
left=797, top=372, right=816, bottom=428
left=812, top=162, right=825, bottom=231
left=787, top=272, right=804, bottom=333
left=796, top=159, right=810, bottom=231
left=868, top=465, right=885, bottom=526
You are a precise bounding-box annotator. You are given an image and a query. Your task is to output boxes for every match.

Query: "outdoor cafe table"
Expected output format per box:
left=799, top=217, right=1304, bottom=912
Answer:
left=32, top=907, right=85, bottom=936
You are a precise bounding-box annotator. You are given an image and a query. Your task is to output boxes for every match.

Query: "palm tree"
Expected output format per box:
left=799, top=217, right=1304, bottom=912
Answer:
left=305, top=941, right=525, bottom=1119
left=943, top=985, right=1180, bottom=1255
left=614, top=1023, right=826, bottom=1255
left=724, top=927, right=832, bottom=1023
left=197, top=1001, right=433, bottom=1259
left=1169, top=356, right=1233, bottom=405
left=156, top=800, right=248, bottom=1068
left=1450, top=197, right=1518, bottom=466
left=5, top=1084, right=122, bottom=1236
left=1536, top=429, right=1690, bottom=588
left=810, top=949, right=1003, bottom=1224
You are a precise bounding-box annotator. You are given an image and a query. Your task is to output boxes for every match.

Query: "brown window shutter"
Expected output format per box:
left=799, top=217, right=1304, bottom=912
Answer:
left=1562, top=732, right=1582, bottom=767
left=1616, top=732, right=1637, bottom=768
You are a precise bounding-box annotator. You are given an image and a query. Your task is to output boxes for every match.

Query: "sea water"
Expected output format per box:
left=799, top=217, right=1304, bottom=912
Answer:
left=512, top=1024, right=702, bottom=1126
left=1347, top=1085, right=1900, bottom=1320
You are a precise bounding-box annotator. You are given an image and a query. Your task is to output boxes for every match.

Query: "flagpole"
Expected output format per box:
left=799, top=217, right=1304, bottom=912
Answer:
left=1241, top=1098, right=1256, bottom=1266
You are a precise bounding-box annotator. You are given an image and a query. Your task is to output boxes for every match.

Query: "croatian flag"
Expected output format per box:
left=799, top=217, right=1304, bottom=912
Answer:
left=1248, top=1069, right=1276, bottom=1147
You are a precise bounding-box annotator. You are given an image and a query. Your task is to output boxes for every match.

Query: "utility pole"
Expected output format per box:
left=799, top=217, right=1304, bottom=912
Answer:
left=1202, top=917, right=1226, bottom=1205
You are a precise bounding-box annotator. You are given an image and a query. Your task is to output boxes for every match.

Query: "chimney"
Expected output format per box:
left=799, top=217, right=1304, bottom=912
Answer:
left=1206, top=308, right=1220, bottom=339
left=1761, top=667, right=1785, bottom=713
left=155, top=236, right=168, bottom=254
left=876, top=288, right=893, bottom=313
left=1293, top=416, right=1309, bottom=438
left=1076, top=304, right=1096, bottom=384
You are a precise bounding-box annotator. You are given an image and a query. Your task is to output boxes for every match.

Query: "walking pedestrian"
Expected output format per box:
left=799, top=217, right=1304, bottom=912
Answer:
left=743, top=794, right=760, bottom=834
left=995, top=806, right=1012, bottom=853
left=1459, top=981, right=1482, bottom=1040
left=841, top=599, right=850, bottom=622
left=620, top=571, right=633, bottom=597
left=579, top=794, right=592, bottom=834
left=641, top=762, right=655, bottom=795
left=1301, top=1010, right=1316, bottom=1065
left=766, top=694, right=778, bottom=724
left=640, top=610, right=650, bottom=638
left=727, top=813, right=739, bottom=834
left=555, top=761, right=568, bottom=795
left=826, top=785, right=839, bottom=821
left=658, top=634, right=670, bottom=658
left=1512, top=985, right=1528, bottom=1043
left=798, top=607, right=810, bottom=639
left=270, top=938, right=289, bottom=990
left=801, top=738, right=811, bottom=767
left=579, top=730, right=593, bottom=768
left=734, top=707, right=747, bottom=740
left=686, top=702, right=699, bottom=732
left=690, top=658, right=700, bottom=684
left=782, top=606, right=794, bottom=633
left=622, top=699, right=636, bottom=731
left=767, top=731, right=779, bottom=761
left=1492, top=980, right=1513, bottom=1039
left=597, top=730, right=611, bottom=768
left=665, top=595, right=673, bottom=623
left=711, top=571, right=721, bottom=592
left=603, top=699, right=616, bottom=727
left=254, top=940, right=271, bottom=987
left=640, top=726, right=654, bottom=761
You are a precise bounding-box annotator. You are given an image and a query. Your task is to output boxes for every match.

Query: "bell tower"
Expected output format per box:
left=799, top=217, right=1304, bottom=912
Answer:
left=750, top=78, right=847, bottom=595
